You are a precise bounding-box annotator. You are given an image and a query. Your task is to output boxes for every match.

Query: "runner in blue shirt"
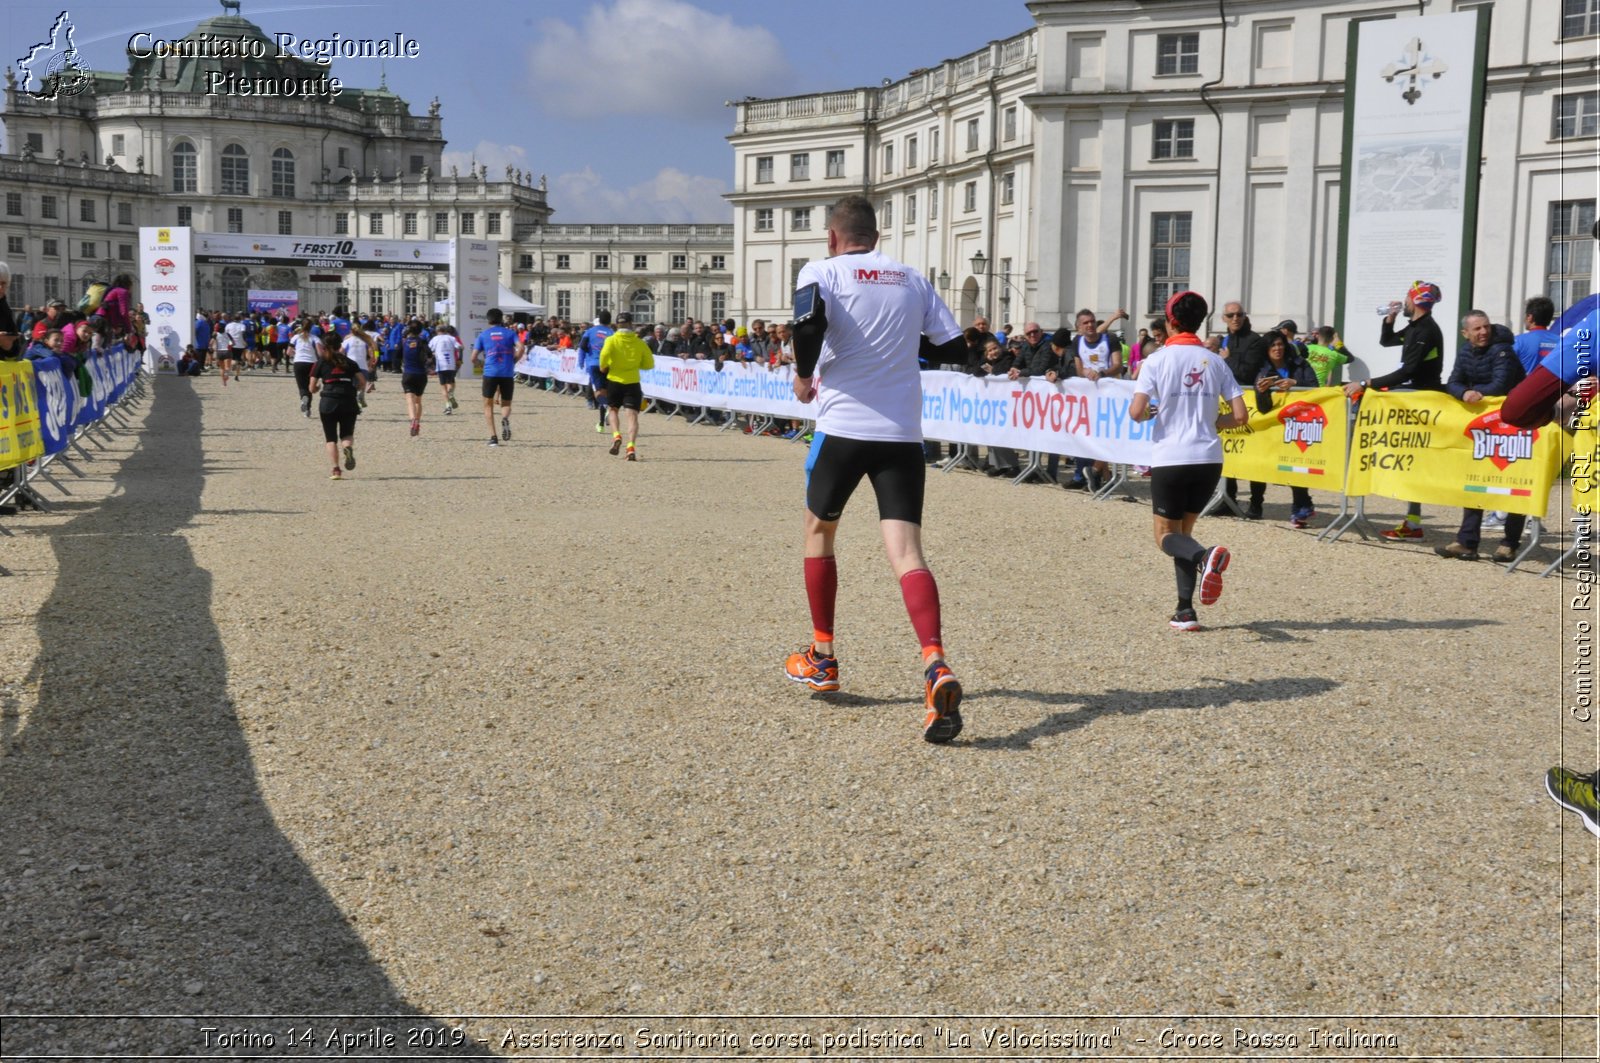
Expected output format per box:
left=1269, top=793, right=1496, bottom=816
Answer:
left=579, top=310, right=616, bottom=433
left=399, top=322, right=431, bottom=437
left=474, top=308, right=520, bottom=446
left=1502, top=294, right=1598, bottom=429
left=272, top=316, right=292, bottom=373
left=1513, top=296, right=1559, bottom=376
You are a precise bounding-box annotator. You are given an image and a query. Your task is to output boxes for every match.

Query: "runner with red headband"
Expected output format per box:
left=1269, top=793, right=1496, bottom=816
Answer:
left=1129, top=291, right=1250, bottom=631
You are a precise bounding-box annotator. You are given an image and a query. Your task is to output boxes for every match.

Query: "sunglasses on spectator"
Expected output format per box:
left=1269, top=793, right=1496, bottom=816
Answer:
left=1223, top=312, right=1243, bottom=319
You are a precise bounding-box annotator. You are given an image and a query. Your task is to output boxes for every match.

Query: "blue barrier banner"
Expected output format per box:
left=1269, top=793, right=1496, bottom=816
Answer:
left=75, top=358, right=106, bottom=428
left=30, top=356, right=76, bottom=456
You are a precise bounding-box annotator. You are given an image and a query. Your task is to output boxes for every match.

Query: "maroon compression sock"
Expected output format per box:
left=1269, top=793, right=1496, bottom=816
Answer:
left=898, top=568, right=944, bottom=661
left=804, top=556, right=837, bottom=646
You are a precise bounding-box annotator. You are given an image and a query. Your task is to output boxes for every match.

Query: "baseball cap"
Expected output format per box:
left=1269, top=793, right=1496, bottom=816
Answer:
left=1408, top=281, right=1442, bottom=308
left=735, top=326, right=748, bottom=337
left=1049, top=328, right=1072, bottom=348
left=615, top=311, right=633, bottom=326
left=1273, top=319, right=1298, bottom=333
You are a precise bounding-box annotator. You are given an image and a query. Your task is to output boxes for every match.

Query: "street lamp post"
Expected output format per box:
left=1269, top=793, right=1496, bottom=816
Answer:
left=969, top=250, right=1025, bottom=324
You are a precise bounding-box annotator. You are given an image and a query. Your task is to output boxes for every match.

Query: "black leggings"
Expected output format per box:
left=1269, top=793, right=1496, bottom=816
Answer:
left=293, top=362, right=313, bottom=398
left=804, top=434, right=926, bottom=524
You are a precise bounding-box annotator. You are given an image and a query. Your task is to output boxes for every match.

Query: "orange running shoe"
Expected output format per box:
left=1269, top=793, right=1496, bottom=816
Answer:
left=922, top=661, right=963, bottom=744
left=784, top=645, right=839, bottom=692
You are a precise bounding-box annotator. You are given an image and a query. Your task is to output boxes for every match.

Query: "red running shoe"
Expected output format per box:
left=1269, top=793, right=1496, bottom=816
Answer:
left=1199, top=546, right=1230, bottom=606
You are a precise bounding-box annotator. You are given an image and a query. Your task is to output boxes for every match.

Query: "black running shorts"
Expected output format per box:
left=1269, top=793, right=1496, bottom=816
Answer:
left=482, top=376, right=514, bottom=401
left=606, top=379, right=644, bottom=411
left=401, top=373, right=429, bottom=396
left=804, top=433, right=926, bottom=524
left=438, top=369, right=457, bottom=386
left=1150, top=462, right=1223, bottom=520
left=318, top=398, right=359, bottom=443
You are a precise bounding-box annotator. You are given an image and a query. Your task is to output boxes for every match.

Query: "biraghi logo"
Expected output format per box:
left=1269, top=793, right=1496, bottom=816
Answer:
left=1278, top=401, right=1327, bottom=451
left=1465, top=410, right=1536, bottom=469
left=153, top=258, right=176, bottom=276
left=16, top=11, right=90, bottom=101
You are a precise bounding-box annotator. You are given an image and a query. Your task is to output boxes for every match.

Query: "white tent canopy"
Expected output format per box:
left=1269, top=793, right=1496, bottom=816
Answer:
left=496, top=285, right=545, bottom=315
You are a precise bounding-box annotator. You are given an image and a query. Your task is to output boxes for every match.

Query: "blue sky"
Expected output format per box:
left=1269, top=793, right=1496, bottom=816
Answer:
left=3, top=0, right=1036, bottom=222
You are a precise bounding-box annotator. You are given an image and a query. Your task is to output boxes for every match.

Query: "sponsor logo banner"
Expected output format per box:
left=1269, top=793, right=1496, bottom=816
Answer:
left=140, top=226, right=192, bottom=366
left=1220, top=388, right=1350, bottom=489
left=0, top=359, right=46, bottom=469
left=30, top=356, right=75, bottom=455
left=247, top=289, right=300, bottom=318
left=1345, top=390, right=1560, bottom=517
left=193, top=232, right=450, bottom=272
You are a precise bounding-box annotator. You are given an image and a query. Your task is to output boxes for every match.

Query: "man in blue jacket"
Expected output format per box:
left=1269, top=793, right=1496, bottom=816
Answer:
left=1433, top=310, right=1526, bottom=562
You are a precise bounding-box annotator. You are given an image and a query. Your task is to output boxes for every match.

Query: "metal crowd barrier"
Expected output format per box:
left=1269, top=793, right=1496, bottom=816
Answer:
left=0, top=360, right=151, bottom=576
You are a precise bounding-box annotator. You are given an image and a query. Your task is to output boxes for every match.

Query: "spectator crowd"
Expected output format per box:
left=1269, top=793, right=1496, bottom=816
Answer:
left=0, top=255, right=1580, bottom=563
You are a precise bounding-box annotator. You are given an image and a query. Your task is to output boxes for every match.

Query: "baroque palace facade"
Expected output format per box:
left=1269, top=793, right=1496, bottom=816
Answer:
left=729, top=0, right=1597, bottom=332
left=0, top=8, right=733, bottom=323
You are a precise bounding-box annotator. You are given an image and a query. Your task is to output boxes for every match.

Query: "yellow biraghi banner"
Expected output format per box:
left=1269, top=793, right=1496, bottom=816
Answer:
left=1346, top=390, right=1562, bottom=518
left=0, top=359, right=45, bottom=472
left=1221, top=387, right=1349, bottom=490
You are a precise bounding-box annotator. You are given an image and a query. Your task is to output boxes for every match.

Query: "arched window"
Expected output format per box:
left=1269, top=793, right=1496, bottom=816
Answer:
left=171, top=142, right=196, bottom=193
left=271, top=147, right=295, bottom=198
left=220, top=144, right=249, bottom=196
left=220, top=267, right=248, bottom=313
left=630, top=288, right=655, bottom=324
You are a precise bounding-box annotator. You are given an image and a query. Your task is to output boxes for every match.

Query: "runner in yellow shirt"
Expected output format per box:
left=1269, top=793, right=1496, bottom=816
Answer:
left=598, top=311, right=655, bottom=460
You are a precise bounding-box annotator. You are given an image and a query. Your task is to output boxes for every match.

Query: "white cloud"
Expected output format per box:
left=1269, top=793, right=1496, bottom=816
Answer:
left=550, top=166, right=730, bottom=224
left=530, top=0, right=793, bottom=119
left=439, top=140, right=532, bottom=180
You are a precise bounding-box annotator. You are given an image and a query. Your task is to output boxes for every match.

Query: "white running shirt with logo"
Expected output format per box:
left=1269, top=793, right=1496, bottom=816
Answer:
left=1133, top=340, right=1244, bottom=465
left=796, top=249, right=961, bottom=443
left=429, top=334, right=460, bottom=372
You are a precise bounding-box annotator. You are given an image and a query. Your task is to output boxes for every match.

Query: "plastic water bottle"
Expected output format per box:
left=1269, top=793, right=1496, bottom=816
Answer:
left=1377, top=302, right=1401, bottom=316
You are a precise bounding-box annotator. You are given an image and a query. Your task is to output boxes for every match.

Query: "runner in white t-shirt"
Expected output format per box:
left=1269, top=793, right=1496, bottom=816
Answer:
left=224, top=316, right=250, bottom=376
left=1129, top=290, right=1249, bottom=632
left=429, top=327, right=463, bottom=413
left=215, top=313, right=242, bottom=386
left=783, top=195, right=970, bottom=744
left=290, top=319, right=320, bottom=417
left=340, top=324, right=375, bottom=408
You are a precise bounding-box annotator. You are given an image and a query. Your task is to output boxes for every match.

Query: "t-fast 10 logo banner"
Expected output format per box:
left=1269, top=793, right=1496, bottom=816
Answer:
left=1221, top=388, right=1348, bottom=490
left=1346, top=390, right=1561, bottom=517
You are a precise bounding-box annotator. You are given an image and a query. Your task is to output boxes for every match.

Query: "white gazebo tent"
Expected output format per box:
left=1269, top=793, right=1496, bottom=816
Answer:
left=496, top=285, right=545, bottom=316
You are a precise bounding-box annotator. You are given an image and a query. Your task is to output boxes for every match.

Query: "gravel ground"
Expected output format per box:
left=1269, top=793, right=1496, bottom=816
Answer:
left=0, top=370, right=1595, bottom=1060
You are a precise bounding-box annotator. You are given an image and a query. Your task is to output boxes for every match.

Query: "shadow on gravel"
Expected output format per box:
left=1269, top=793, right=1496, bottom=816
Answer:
left=968, top=676, right=1341, bottom=750
left=364, top=475, right=498, bottom=482
left=0, top=380, right=488, bottom=1058
left=1219, top=616, right=1502, bottom=643
left=810, top=691, right=907, bottom=708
